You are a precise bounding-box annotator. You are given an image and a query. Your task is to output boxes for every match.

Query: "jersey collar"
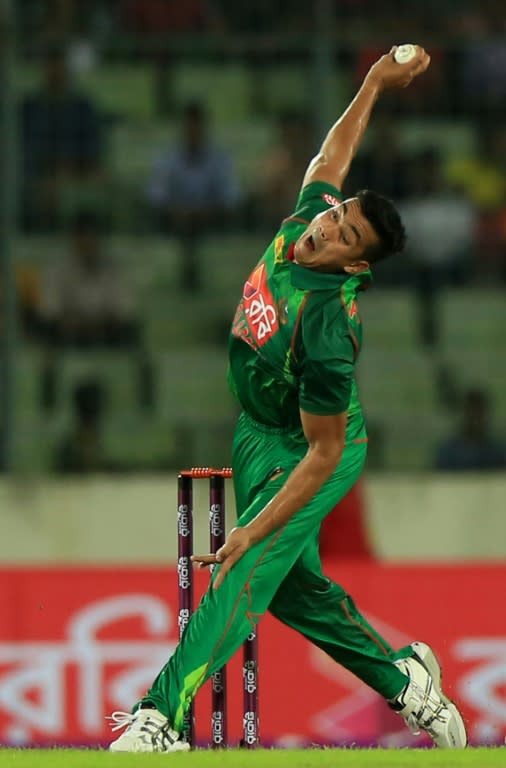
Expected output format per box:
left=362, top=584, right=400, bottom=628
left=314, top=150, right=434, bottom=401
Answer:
left=289, top=261, right=372, bottom=292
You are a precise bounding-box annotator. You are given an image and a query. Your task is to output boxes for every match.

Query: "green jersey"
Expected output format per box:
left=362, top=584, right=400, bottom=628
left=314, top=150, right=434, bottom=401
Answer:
left=228, top=181, right=370, bottom=442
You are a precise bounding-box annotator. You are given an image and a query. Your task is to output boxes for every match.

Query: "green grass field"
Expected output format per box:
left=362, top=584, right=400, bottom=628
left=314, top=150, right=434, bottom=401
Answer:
left=0, top=749, right=503, bottom=768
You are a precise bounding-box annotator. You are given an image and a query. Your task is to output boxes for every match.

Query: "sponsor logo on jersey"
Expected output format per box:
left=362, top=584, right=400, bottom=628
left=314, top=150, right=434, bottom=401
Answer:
left=233, top=263, right=279, bottom=348
left=322, top=193, right=341, bottom=207
left=243, top=262, right=264, bottom=300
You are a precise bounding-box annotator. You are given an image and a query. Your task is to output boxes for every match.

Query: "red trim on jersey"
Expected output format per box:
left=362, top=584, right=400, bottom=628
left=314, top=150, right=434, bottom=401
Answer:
left=286, top=242, right=296, bottom=262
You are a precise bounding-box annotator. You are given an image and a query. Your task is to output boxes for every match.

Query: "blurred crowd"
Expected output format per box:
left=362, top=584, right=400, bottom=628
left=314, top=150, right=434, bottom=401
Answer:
left=15, top=39, right=506, bottom=255
left=17, top=0, right=506, bottom=47
left=3, top=1, right=506, bottom=473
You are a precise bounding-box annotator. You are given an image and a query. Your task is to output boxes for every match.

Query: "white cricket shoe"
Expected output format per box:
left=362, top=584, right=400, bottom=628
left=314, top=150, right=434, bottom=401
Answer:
left=108, top=708, right=190, bottom=752
left=392, top=641, right=467, bottom=748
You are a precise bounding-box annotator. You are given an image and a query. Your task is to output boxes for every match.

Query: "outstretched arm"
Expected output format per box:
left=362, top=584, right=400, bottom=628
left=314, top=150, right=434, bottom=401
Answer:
left=302, top=45, right=430, bottom=191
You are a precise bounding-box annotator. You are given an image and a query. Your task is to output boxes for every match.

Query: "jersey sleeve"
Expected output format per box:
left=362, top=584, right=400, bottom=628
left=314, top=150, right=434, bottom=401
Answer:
left=291, top=181, right=343, bottom=223
left=299, top=295, right=355, bottom=415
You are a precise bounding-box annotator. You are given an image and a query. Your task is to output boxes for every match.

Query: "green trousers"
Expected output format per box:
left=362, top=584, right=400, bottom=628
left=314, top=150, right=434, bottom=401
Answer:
left=140, top=412, right=411, bottom=730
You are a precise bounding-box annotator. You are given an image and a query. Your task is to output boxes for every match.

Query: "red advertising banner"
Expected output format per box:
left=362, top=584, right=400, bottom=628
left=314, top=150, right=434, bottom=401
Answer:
left=0, top=564, right=505, bottom=747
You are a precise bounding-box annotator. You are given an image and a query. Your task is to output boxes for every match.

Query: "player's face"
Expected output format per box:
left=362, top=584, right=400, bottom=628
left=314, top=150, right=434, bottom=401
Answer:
left=293, top=198, right=379, bottom=274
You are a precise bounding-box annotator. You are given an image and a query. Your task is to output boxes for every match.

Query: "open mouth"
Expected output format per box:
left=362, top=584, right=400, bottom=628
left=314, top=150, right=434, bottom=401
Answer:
left=305, top=234, right=316, bottom=252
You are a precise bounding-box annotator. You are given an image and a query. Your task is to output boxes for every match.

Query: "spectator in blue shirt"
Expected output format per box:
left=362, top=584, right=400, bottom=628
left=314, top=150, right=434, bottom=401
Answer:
left=21, top=44, right=104, bottom=231
left=145, top=101, right=240, bottom=291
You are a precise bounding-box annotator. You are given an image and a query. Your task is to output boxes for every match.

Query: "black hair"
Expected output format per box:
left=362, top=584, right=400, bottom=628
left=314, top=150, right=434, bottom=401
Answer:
left=356, top=189, right=406, bottom=263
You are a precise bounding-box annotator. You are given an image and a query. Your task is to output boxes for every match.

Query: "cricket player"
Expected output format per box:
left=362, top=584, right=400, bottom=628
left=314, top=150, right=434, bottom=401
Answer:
left=109, top=45, right=467, bottom=752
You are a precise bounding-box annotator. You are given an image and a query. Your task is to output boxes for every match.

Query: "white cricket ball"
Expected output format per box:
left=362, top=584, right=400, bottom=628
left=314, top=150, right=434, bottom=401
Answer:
left=394, top=44, right=417, bottom=64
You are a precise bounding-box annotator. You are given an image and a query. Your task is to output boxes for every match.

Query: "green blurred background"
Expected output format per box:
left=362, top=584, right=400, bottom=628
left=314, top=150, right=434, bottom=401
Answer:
left=1, top=0, right=505, bottom=476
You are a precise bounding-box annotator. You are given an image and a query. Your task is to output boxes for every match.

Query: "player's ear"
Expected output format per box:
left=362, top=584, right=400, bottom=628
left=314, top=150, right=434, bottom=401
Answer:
left=344, top=260, right=369, bottom=275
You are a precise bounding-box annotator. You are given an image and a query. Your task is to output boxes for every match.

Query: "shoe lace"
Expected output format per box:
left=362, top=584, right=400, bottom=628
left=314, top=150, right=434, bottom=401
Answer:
left=107, top=709, right=176, bottom=751
left=107, top=711, right=138, bottom=733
